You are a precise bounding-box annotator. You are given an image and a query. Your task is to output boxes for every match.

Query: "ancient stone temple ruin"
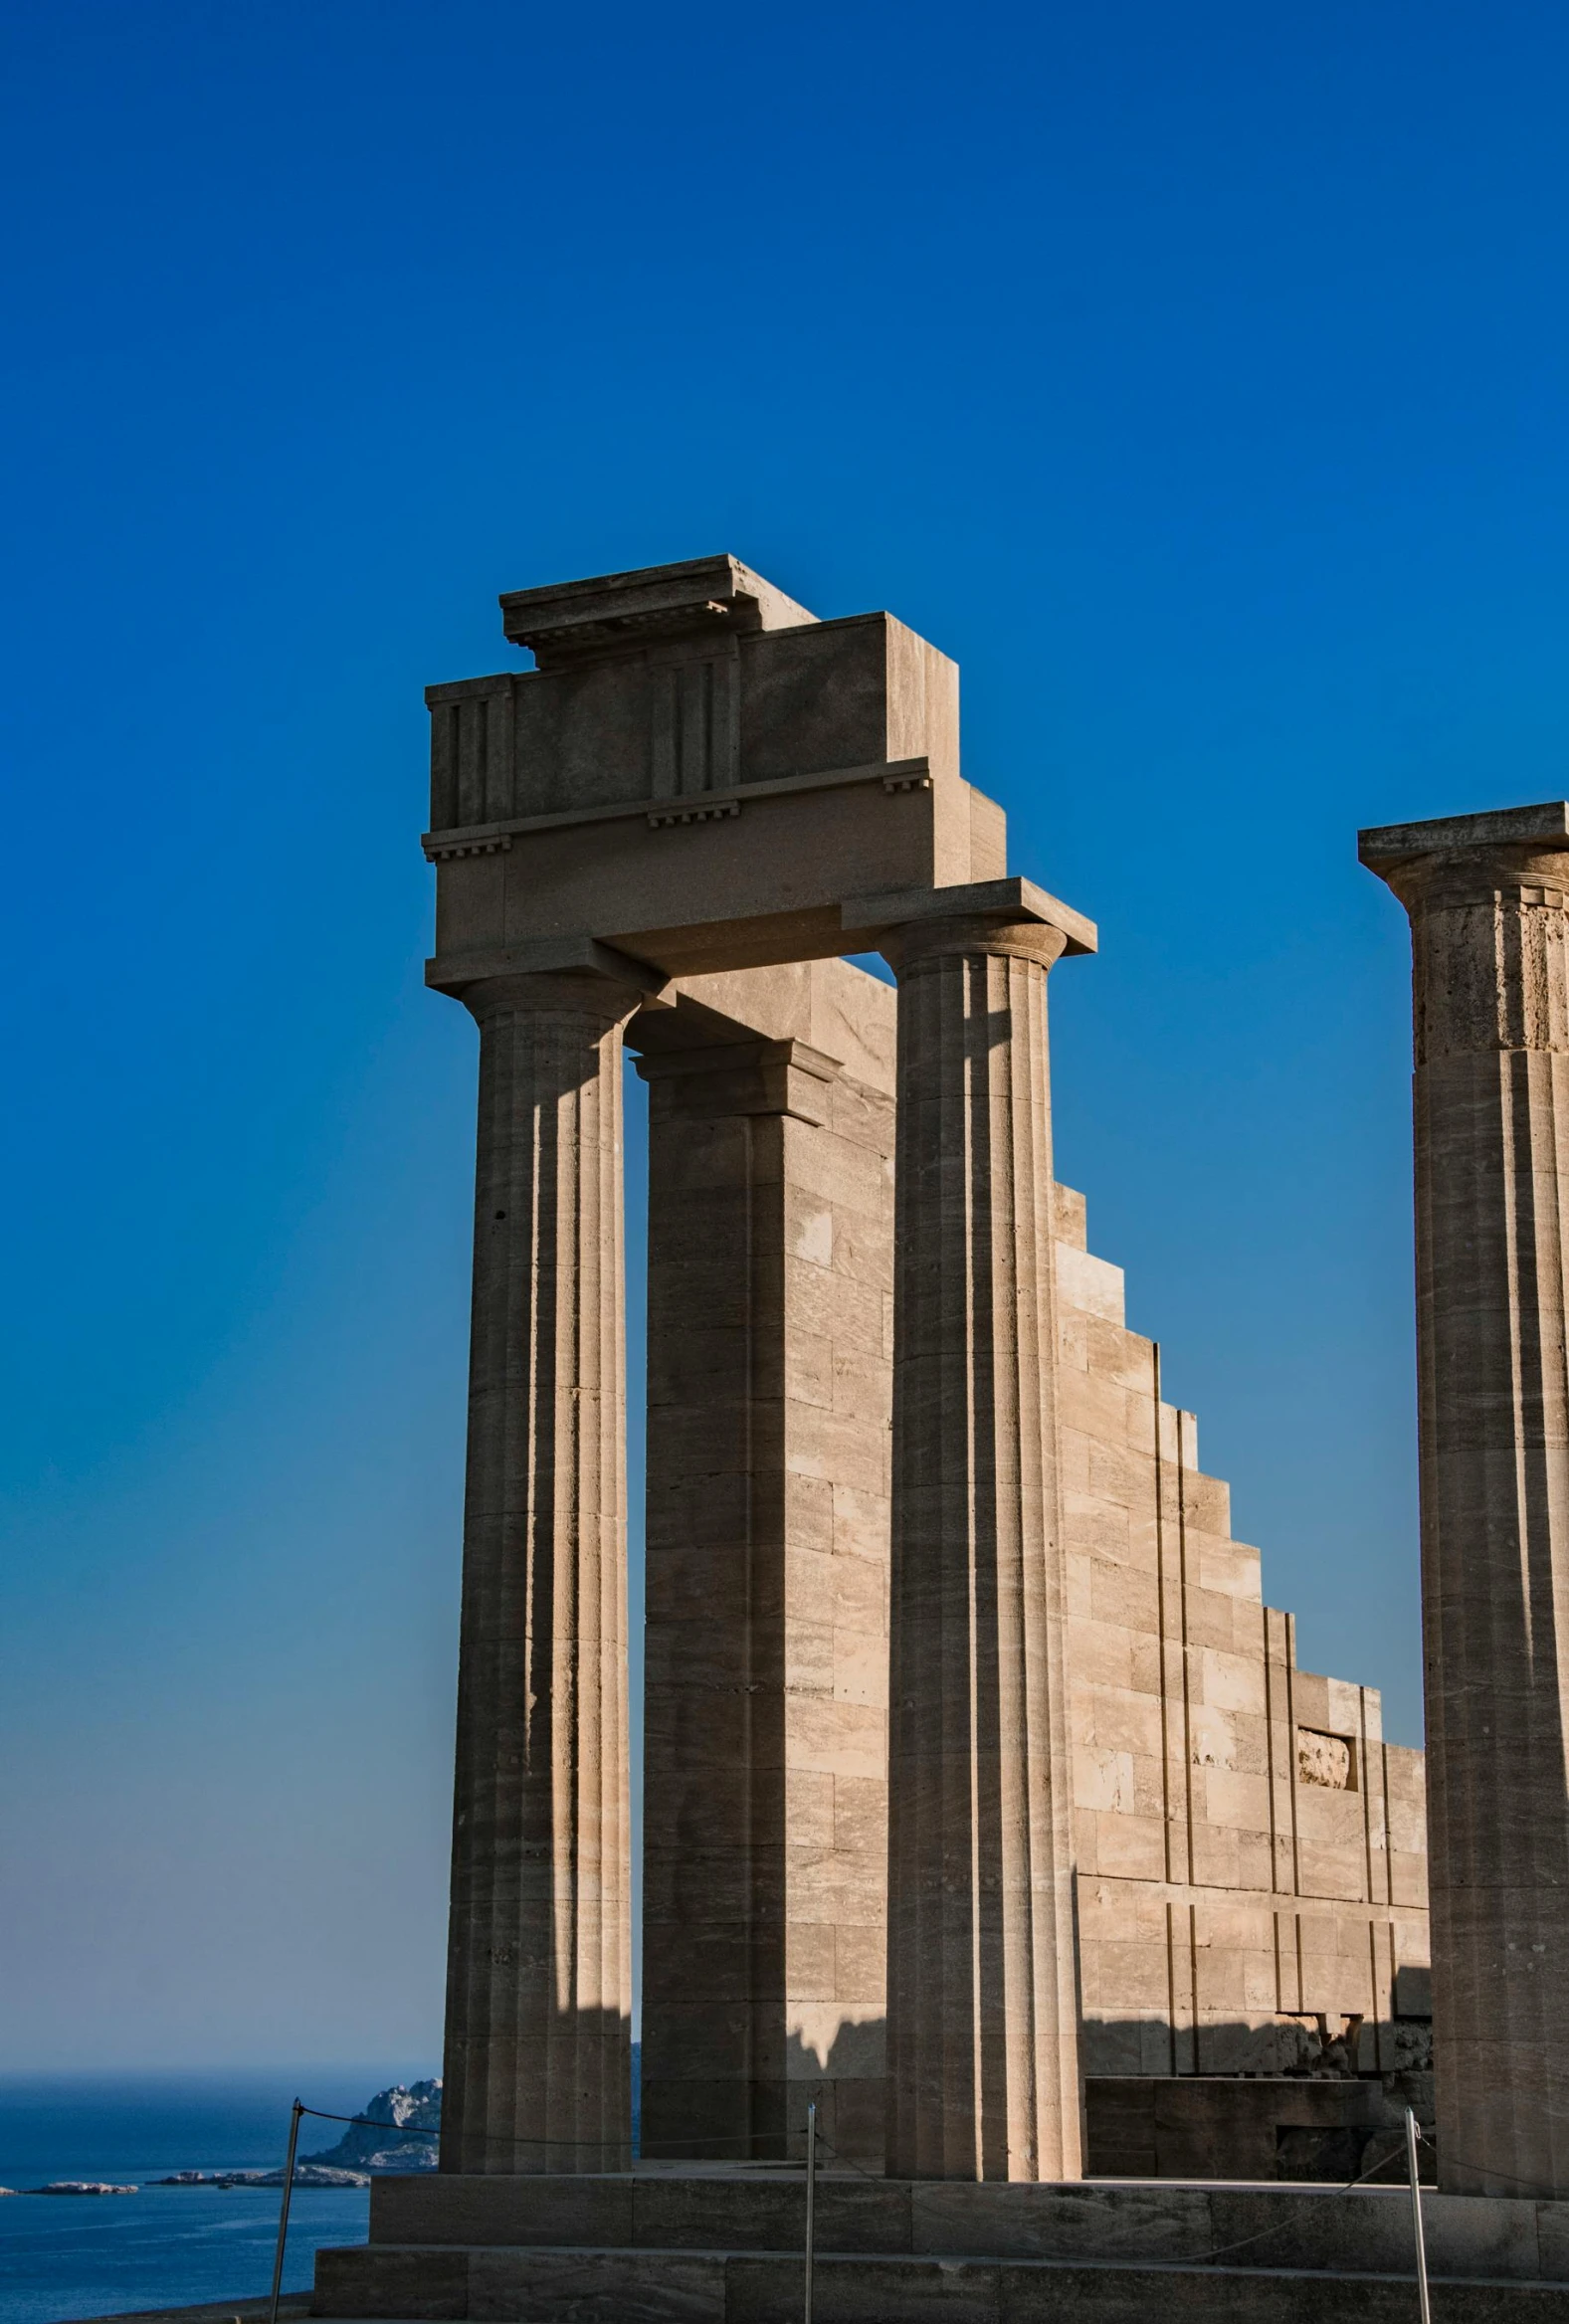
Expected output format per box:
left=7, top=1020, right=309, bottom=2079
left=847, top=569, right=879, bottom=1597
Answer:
left=314, top=559, right=1569, bottom=2323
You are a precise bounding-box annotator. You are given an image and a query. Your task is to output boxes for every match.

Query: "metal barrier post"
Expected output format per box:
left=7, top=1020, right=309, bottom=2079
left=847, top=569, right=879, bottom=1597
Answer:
left=1405, top=2106, right=1432, bottom=2324
left=268, top=2098, right=304, bottom=2324
left=804, top=2100, right=817, bottom=2324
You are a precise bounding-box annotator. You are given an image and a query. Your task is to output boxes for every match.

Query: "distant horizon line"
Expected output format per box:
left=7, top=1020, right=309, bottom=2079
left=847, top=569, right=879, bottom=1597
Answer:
left=0, top=2061, right=445, bottom=2084
left=0, top=2050, right=649, bottom=2083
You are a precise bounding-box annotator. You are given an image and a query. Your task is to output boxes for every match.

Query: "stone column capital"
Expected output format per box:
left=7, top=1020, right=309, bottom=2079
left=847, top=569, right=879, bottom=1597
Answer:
left=1362, top=805, right=1569, bottom=1064
left=457, top=968, right=646, bottom=1029
left=842, top=875, right=1097, bottom=978
left=1360, top=802, right=1569, bottom=915
left=426, top=935, right=670, bottom=1019
left=633, top=1034, right=841, bottom=1124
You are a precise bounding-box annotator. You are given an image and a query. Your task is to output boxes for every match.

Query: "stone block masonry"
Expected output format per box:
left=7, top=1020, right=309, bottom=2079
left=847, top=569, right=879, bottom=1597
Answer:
left=637, top=961, right=897, bottom=2167
left=1052, top=1174, right=1430, bottom=2085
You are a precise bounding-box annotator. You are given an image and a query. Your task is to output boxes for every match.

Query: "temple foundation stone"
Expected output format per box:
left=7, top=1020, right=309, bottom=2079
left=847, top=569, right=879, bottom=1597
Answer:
left=438, top=969, right=637, bottom=2175
left=1363, top=803, right=1569, bottom=2199
left=877, top=888, right=1086, bottom=2181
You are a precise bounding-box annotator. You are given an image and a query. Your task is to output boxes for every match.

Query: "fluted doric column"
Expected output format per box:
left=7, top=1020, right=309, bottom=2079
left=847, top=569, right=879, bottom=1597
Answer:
left=439, top=969, right=636, bottom=2175
left=878, top=885, right=1090, bottom=2181
left=1363, top=805, right=1569, bottom=2199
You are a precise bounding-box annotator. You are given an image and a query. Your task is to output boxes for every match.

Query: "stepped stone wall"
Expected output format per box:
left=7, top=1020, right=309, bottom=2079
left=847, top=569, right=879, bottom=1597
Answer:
left=1053, top=1180, right=1431, bottom=2076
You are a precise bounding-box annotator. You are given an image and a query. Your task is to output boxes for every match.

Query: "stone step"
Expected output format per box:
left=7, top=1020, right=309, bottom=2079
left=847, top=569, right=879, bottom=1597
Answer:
left=361, top=2172, right=1569, bottom=2280
left=311, top=2243, right=1569, bottom=2322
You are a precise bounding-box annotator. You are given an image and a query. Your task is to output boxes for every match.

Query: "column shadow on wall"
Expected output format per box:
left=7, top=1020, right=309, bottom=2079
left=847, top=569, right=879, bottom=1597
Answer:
left=637, top=2011, right=1432, bottom=2180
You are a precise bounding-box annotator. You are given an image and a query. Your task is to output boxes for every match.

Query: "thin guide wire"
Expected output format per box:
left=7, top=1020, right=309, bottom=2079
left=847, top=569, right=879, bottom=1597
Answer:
left=804, top=2100, right=817, bottom=2324
left=1407, top=2106, right=1432, bottom=2324
left=267, top=2098, right=303, bottom=2324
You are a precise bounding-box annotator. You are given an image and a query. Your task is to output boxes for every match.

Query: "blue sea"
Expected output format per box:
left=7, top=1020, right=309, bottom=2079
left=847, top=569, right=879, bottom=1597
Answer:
left=0, top=2071, right=426, bottom=2324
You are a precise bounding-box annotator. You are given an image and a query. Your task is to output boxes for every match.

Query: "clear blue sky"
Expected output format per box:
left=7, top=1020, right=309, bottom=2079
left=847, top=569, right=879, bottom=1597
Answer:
left=2, top=0, right=1566, bottom=2073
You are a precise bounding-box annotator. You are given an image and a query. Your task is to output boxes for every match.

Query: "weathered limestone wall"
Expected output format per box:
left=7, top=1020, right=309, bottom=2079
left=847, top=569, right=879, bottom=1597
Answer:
left=638, top=962, right=896, bottom=2166
left=1054, top=1184, right=1432, bottom=2077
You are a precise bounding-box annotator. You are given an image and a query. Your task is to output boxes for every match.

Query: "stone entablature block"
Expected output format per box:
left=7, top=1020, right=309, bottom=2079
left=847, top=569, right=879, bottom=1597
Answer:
left=423, top=557, right=1010, bottom=981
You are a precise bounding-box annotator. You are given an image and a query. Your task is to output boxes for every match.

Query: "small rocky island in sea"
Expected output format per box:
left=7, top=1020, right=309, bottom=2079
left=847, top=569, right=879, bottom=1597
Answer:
left=155, top=2078, right=442, bottom=2189
left=32, top=2182, right=139, bottom=2195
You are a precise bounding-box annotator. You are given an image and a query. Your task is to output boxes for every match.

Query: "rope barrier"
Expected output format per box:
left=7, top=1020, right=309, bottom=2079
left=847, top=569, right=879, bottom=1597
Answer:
left=294, top=2105, right=813, bottom=2157
left=1174, top=2139, right=1418, bottom=2268
left=284, top=2097, right=1443, bottom=2192
left=1413, top=2124, right=1566, bottom=2201
left=814, top=2132, right=879, bottom=2180
left=294, top=2105, right=894, bottom=2170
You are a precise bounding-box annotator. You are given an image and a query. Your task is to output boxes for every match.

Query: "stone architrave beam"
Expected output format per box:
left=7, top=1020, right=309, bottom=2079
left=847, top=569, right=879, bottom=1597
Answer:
left=422, top=555, right=1007, bottom=984
left=1362, top=800, right=1569, bottom=2200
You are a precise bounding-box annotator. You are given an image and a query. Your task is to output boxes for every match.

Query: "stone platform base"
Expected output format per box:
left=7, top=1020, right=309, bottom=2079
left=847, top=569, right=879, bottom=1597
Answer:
left=311, top=2169, right=1569, bottom=2321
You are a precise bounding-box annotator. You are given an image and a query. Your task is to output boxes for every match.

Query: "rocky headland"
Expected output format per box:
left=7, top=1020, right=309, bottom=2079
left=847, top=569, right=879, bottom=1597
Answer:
left=140, top=2077, right=443, bottom=2190
left=298, top=2078, right=441, bottom=2174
